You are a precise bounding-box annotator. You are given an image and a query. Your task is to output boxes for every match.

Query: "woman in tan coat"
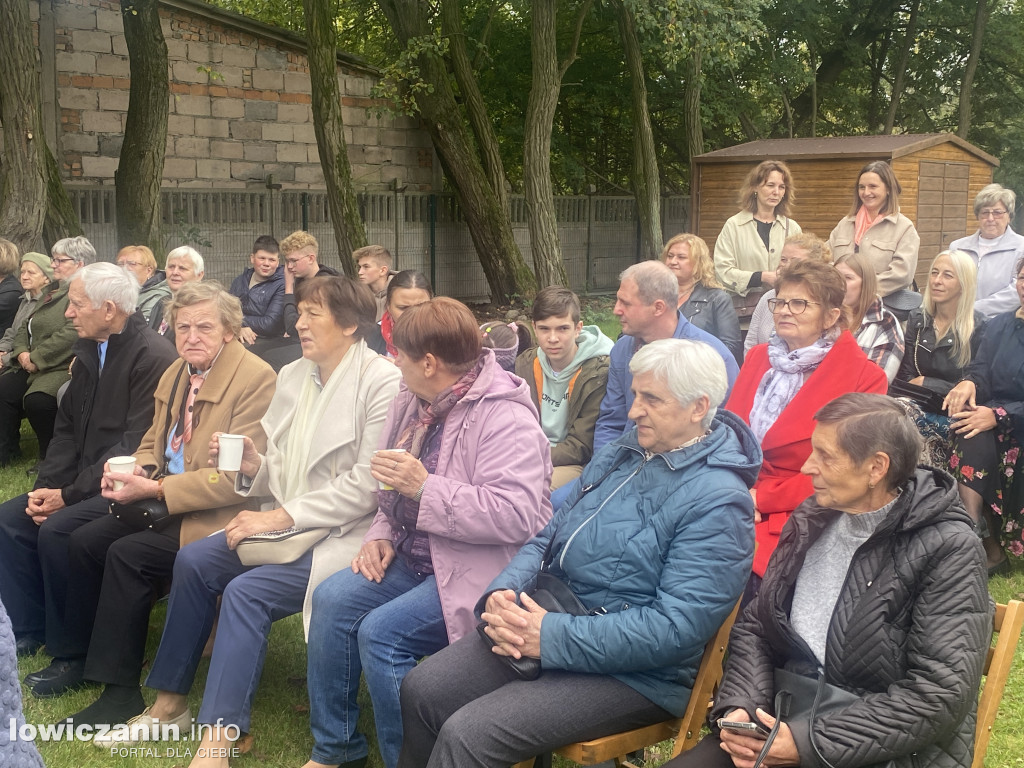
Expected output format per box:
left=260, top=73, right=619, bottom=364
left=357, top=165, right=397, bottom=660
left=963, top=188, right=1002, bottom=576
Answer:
left=36, top=283, right=276, bottom=728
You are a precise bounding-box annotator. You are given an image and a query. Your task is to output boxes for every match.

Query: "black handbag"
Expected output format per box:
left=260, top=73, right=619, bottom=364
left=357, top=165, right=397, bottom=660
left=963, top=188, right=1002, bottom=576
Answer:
left=752, top=668, right=901, bottom=768
left=889, top=377, right=946, bottom=414
left=477, top=570, right=593, bottom=681
left=110, top=497, right=172, bottom=531
left=107, top=364, right=185, bottom=533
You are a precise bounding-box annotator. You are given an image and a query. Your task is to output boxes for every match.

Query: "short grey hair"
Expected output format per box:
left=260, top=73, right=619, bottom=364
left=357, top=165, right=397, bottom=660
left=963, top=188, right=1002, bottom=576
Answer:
left=166, top=245, right=205, bottom=276
left=70, top=262, right=140, bottom=314
left=974, top=183, right=1016, bottom=221
left=51, top=236, right=96, bottom=266
left=814, top=393, right=922, bottom=491
left=620, top=261, right=678, bottom=308
left=629, top=338, right=726, bottom=429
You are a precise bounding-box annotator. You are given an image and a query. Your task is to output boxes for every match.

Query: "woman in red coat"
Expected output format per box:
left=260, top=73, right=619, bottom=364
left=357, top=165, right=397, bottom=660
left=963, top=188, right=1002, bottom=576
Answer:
left=726, top=260, right=888, bottom=593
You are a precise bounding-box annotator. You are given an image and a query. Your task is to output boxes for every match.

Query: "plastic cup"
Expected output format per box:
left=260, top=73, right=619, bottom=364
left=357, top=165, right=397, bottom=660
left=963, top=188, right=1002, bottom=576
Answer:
left=107, top=455, right=137, bottom=491
left=217, top=434, right=246, bottom=472
left=374, top=448, right=407, bottom=491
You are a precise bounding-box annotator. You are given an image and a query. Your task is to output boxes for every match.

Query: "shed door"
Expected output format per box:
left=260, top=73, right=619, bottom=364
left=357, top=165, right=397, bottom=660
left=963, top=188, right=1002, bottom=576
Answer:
left=916, top=161, right=969, bottom=285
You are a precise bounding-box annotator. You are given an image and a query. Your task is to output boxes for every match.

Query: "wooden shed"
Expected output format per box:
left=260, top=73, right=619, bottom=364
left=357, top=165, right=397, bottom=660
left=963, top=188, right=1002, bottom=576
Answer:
left=691, top=134, right=999, bottom=288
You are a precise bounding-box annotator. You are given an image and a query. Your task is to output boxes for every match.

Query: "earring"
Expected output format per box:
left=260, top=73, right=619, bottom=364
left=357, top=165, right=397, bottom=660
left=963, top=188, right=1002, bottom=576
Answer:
left=868, top=482, right=876, bottom=490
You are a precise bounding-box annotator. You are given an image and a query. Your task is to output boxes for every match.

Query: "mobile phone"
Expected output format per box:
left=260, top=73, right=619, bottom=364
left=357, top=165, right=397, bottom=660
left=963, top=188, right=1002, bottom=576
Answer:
left=717, top=718, right=770, bottom=737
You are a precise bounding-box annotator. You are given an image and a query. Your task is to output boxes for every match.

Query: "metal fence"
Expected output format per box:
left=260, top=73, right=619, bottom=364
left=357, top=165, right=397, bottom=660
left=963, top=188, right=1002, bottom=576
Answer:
left=67, top=188, right=691, bottom=301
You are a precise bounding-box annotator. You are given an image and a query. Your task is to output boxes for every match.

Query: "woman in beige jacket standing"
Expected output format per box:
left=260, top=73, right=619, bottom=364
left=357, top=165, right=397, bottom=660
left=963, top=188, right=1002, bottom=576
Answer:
left=714, top=160, right=802, bottom=298
left=829, top=160, right=920, bottom=298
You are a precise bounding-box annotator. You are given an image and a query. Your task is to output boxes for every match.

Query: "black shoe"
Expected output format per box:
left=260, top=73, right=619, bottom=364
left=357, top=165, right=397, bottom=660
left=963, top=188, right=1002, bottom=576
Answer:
left=15, top=637, right=44, bottom=656
left=27, top=658, right=88, bottom=698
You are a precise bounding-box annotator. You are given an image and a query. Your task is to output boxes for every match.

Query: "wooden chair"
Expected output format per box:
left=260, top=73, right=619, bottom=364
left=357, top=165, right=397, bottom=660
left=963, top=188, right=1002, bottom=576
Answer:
left=973, top=599, right=1024, bottom=768
left=513, top=599, right=741, bottom=768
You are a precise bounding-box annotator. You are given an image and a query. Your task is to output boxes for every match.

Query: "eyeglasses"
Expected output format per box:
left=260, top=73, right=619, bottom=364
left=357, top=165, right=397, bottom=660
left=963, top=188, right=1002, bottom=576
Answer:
left=50, top=257, right=76, bottom=266
left=285, top=255, right=313, bottom=267
left=117, top=260, right=142, bottom=269
left=767, top=298, right=820, bottom=314
left=979, top=209, right=1008, bottom=219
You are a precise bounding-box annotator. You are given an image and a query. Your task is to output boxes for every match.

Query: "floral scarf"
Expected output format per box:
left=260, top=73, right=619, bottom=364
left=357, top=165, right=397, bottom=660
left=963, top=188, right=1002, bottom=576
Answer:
left=749, top=330, right=836, bottom=443
left=378, top=355, right=485, bottom=568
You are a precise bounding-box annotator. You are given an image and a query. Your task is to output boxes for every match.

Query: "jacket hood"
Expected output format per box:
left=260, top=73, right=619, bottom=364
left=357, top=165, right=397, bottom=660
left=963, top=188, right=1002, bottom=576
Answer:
left=465, top=348, right=536, bottom=412
left=537, top=325, right=614, bottom=381
left=616, top=408, right=762, bottom=489
left=142, top=270, right=167, bottom=290
left=890, top=465, right=973, bottom=532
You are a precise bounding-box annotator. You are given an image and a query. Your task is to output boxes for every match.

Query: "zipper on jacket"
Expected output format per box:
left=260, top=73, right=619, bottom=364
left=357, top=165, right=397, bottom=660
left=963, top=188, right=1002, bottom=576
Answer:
left=558, top=453, right=648, bottom=570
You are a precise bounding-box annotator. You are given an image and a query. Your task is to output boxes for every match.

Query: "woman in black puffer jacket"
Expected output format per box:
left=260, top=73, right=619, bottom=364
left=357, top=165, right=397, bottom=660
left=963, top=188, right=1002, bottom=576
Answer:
left=665, top=393, right=991, bottom=768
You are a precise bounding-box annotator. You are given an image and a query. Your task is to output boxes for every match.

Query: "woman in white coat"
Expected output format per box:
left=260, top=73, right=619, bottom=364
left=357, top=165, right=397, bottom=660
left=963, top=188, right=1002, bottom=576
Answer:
left=714, top=159, right=801, bottom=297
left=94, top=275, right=401, bottom=768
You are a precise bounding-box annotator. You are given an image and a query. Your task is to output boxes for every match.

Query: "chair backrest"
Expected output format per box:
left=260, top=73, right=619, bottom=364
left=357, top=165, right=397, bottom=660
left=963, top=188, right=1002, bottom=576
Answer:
left=973, top=599, right=1024, bottom=768
left=670, top=598, right=743, bottom=757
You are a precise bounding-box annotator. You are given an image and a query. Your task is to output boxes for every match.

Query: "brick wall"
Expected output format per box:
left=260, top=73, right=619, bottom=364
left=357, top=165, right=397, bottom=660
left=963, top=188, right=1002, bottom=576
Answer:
left=33, top=0, right=435, bottom=191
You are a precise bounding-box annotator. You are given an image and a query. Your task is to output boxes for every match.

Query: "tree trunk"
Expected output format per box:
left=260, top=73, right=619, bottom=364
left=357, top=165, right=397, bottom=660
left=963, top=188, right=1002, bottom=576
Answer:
left=0, top=0, right=47, bottom=253
left=683, top=46, right=704, bottom=160
left=304, top=0, right=366, bottom=276
left=115, top=0, right=169, bottom=256
left=441, top=0, right=508, bottom=212
left=884, top=0, right=920, bottom=134
left=376, top=0, right=536, bottom=301
left=616, top=1, right=661, bottom=262
left=958, top=0, right=991, bottom=138
left=41, top=141, right=84, bottom=246
left=523, top=0, right=590, bottom=288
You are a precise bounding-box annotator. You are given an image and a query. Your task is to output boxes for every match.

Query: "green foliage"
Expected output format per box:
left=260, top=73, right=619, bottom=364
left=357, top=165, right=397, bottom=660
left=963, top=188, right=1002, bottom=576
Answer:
left=368, top=31, right=448, bottom=118
left=164, top=209, right=213, bottom=252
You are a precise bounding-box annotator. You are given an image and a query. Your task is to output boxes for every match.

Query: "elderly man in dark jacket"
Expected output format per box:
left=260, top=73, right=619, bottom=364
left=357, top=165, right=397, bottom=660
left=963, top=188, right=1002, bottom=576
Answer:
left=0, top=262, right=177, bottom=665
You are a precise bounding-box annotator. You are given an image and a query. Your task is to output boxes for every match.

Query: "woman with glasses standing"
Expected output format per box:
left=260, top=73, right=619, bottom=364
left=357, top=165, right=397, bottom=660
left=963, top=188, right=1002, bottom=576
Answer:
left=950, top=183, right=1024, bottom=318
left=725, top=260, right=887, bottom=600
left=0, top=237, right=93, bottom=466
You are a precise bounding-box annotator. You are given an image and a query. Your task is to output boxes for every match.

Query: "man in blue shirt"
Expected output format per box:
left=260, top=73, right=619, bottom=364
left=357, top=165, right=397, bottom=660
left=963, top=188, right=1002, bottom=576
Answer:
left=593, top=260, right=739, bottom=453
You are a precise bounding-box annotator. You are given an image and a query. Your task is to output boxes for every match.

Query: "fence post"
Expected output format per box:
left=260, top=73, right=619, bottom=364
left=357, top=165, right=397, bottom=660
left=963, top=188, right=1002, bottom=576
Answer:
left=301, top=192, right=309, bottom=232
left=429, top=193, right=437, bottom=289
left=585, top=193, right=594, bottom=294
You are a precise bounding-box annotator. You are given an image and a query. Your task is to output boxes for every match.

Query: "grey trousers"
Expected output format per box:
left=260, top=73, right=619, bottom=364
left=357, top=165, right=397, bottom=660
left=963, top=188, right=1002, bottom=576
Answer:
left=397, top=631, right=671, bottom=768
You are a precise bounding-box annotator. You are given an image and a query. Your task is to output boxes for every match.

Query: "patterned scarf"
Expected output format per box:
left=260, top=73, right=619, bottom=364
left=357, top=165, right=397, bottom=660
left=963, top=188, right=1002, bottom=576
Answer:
left=749, top=330, right=836, bottom=443
left=377, top=354, right=485, bottom=526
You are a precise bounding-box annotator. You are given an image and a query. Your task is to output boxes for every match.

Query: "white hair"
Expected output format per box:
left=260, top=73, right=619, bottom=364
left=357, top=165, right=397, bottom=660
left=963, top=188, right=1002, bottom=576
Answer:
left=70, top=262, right=140, bottom=314
left=51, top=236, right=96, bottom=266
left=166, top=245, right=205, bottom=275
left=629, top=338, right=726, bottom=429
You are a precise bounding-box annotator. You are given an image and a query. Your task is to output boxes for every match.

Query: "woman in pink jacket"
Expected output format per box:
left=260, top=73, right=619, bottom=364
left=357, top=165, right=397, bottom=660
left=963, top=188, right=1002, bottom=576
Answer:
left=303, top=297, right=552, bottom=768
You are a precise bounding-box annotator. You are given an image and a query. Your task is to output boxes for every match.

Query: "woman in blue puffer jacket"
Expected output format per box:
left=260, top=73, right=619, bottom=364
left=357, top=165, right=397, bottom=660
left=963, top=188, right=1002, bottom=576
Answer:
left=397, top=338, right=761, bottom=768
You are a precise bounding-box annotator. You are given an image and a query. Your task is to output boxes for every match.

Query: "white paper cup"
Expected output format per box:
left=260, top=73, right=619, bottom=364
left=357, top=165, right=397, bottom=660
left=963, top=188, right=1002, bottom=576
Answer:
left=217, top=434, right=246, bottom=472
left=374, top=448, right=407, bottom=491
left=107, top=455, right=136, bottom=491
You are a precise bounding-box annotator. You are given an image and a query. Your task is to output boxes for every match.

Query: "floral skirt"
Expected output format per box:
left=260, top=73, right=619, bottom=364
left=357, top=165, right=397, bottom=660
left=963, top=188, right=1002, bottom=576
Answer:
left=949, top=407, right=1024, bottom=559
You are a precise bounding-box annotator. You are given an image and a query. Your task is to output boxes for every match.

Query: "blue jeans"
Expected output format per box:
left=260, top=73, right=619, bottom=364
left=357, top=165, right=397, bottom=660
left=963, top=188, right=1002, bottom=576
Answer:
left=307, top=557, right=448, bottom=768
left=145, top=532, right=311, bottom=732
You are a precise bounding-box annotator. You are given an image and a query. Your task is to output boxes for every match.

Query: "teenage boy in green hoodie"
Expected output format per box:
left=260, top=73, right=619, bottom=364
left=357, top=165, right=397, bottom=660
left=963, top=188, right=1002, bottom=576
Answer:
left=515, top=287, right=614, bottom=489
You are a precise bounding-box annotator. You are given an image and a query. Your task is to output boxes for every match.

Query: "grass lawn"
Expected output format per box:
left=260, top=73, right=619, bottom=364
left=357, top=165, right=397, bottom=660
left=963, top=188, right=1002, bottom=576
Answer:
left=10, top=431, right=1024, bottom=767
